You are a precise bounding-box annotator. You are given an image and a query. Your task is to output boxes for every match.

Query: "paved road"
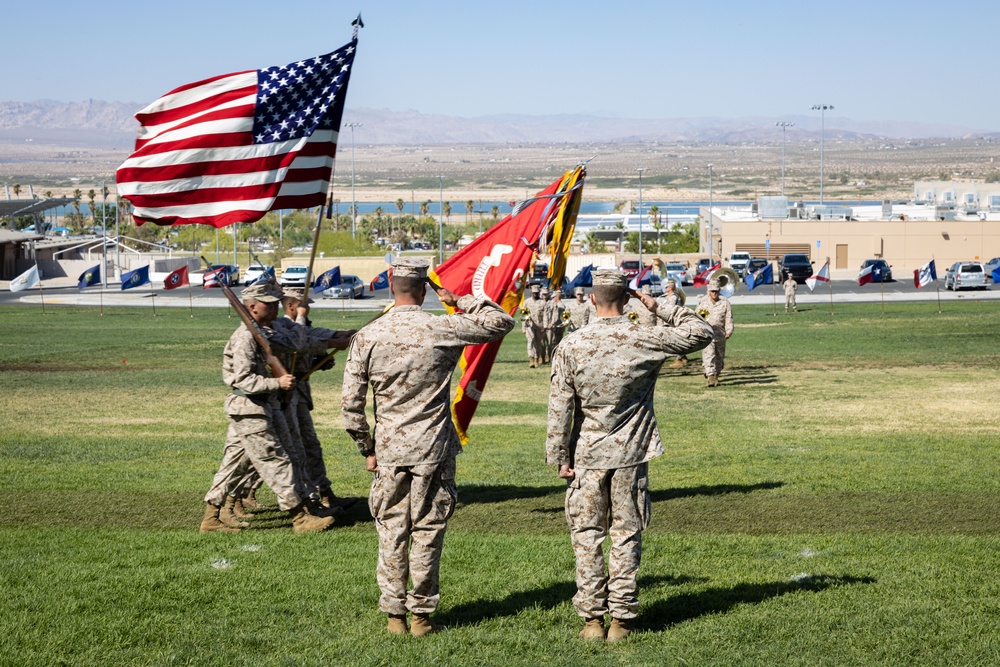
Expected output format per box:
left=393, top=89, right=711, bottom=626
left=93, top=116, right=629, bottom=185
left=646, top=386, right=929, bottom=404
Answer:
left=1, top=278, right=996, bottom=309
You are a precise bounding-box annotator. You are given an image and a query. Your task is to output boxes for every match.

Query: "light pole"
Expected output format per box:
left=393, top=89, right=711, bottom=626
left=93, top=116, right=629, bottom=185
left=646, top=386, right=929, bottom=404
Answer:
left=347, top=121, right=362, bottom=238
left=775, top=121, right=794, bottom=197
left=636, top=168, right=645, bottom=268
left=707, top=164, right=714, bottom=266
left=811, top=105, right=833, bottom=204
left=438, top=175, right=444, bottom=265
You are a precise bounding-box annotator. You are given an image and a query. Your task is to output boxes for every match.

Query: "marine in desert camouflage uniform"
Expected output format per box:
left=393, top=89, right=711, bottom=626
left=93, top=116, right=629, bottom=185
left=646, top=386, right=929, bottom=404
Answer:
left=783, top=276, right=798, bottom=312
left=341, top=257, right=514, bottom=637
left=546, top=269, right=713, bottom=641
left=546, top=289, right=567, bottom=352
left=200, top=280, right=335, bottom=535
left=696, top=278, right=734, bottom=387
left=661, top=280, right=689, bottom=368
left=565, top=286, right=596, bottom=332
left=522, top=284, right=546, bottom=368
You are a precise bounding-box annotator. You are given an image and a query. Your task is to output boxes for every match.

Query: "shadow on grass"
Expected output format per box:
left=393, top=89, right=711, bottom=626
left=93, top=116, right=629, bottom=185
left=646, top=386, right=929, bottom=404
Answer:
left=458, top=484, right=564, bottom=505
left=650, top=481, right=784, bottom=503
left=529, top=481, right=784, bottom=514
left=439, top=573, right=703, bottom=628
left=719, top=365, right=778, bottom=386
left=638, top=574, right=876, bottom=632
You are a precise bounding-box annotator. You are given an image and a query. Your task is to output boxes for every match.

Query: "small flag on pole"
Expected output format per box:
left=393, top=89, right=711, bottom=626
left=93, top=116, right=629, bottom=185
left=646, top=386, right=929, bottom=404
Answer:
left=121, top=265, right=151, bottom=291
left=806, top=261, right=830, bottom=292
left=313, top=266, right=341, bottom=293
left=743, top=263, right=773, bottom=291
left=9, top=265, right=39, bottom=292
left=858, top=264, right=875, bottom=286
left=628, top=266, right=653, bottom=291
left=693, top=263, right=721, bottom=288
left=164, top=265, right=190, bottom=290
left=369, top=269, right=389, bottom=292
left=203, top=266, right=229, bottom=288
left=913, top=260, right=937, bottom=289
left=78, top=265, right=101, bottom=290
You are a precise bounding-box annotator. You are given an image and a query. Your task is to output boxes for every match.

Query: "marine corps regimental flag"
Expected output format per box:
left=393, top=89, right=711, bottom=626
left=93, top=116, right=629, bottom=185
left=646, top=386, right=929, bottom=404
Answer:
left=430, top=166, right=586, bottom=444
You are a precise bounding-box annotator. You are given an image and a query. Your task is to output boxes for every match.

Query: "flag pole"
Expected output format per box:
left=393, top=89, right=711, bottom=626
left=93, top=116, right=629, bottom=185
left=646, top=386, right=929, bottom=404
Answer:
left=37, top=266, right=46, bottom=316
left=150, top=278, right=157, bottom=316
left=100, top=277, right=104, bottom=317
left=188, top=279, right=194, bottom=318
left=934, top=255, right=941, bottom=314
left=827, top=257, right=833, bottom=316
left=880, top=271, right=885, bottom=315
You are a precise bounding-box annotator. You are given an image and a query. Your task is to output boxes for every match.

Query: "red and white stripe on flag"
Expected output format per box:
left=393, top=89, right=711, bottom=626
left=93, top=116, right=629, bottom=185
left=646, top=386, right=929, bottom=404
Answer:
left=806, top=261, right=830, bottom=292
left=116, top=40, right=357, bottom=228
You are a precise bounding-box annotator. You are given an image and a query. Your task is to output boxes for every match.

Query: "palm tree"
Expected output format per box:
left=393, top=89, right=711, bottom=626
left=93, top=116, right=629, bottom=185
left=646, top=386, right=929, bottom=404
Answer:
left=420, top=200, right=430, bottom=217
left=395, top=198, right=404, bottom=232
left=43, top=190, right=52, bottom=199
left=443, top=201, right=451, bottom=223
left=465, top=200, right=474, bottom=223
left=491, top=205, right=499, bottom=221
left=87, top=189, right=97, bottom=225
left=614, top=220, right=625, bottom=251
left=649, top=205, right=662, bottom=252
left=584, top=231, right=606, bottom=253
left=12, top=184, right=21, bottom=198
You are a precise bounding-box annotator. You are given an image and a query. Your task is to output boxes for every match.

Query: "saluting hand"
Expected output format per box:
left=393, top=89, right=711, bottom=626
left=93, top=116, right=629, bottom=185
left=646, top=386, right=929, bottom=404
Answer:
left=435, top=286, right=459, bottom=309
left=636, top=291, right=658, bottom=313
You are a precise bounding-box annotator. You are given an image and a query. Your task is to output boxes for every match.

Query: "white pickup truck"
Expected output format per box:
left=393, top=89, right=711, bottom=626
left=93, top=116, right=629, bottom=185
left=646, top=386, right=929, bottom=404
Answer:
left=728, top=252, right=751, bottom=276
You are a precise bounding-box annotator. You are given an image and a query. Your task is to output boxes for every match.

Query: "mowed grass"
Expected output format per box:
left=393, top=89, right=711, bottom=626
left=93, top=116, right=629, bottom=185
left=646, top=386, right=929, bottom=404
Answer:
left=0, top=301, right=998, bottom=666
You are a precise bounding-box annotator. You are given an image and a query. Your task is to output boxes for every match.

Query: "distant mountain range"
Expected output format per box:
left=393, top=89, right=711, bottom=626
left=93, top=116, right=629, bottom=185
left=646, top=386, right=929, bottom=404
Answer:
left=0, top=99, right=994, bottom=149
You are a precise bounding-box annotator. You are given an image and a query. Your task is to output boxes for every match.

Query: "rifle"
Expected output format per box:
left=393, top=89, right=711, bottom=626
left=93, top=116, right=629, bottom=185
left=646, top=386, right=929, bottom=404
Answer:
left=200, top=255, right=289, bottom=379
left=299, top=303, right=394, bottom=382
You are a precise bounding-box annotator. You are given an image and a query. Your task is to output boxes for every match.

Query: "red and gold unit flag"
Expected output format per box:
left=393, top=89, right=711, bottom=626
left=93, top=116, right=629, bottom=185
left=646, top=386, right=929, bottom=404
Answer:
left=430, top=166, right=586, bottom=444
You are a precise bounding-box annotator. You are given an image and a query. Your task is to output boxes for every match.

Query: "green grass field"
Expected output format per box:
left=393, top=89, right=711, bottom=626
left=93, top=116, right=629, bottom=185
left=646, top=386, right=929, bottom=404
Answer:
left=1, top=301, right=998, bottom=666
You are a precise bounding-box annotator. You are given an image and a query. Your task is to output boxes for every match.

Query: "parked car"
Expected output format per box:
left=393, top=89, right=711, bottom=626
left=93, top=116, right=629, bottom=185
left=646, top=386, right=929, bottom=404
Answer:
left=983, top=257, right=1000, bottom=281
left=619, top=259, right=642, bottom=278
left=278, top=265, right=309, bottom=287
left=528, top=262, right=550, bottom=288
left=744, top=258, right=771, bottom=277
left=777, top=254, right=814, bottom=283
left=859, top=259, right=893, bottom=283
left=695, top=257, right=713, bottom=275
left=242, top=264, right=274, bottom=285
left=322, top=274, right=365, bottom=299
left=728, top=252, right=752, bottom=276
left=944, top=261, right=988, bottom=291
left=662, top=262, right=692, bottom=286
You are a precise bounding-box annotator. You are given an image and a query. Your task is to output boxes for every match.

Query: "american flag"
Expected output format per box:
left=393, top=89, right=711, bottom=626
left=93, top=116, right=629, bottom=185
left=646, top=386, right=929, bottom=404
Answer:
left=116, top=39, right=357, bottom=228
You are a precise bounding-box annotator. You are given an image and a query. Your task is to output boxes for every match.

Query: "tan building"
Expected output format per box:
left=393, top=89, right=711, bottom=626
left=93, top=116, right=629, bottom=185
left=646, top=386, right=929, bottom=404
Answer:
left=703, top=198, right=1000, bottom=278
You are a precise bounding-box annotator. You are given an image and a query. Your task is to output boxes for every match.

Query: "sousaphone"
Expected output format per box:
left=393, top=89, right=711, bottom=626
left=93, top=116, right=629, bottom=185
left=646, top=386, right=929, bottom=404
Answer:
left=711, top=267, right=740, bottom=298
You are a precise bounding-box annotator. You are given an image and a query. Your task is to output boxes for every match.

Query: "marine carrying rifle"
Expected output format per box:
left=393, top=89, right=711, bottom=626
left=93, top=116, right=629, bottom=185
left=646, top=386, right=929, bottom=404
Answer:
left=200, top=255, right=289, bottom=379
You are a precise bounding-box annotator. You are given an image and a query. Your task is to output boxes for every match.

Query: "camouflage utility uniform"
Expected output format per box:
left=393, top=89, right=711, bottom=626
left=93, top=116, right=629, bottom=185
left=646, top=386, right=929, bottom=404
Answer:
left=204, top=324, right=299, bottom=511
left=696, top=293, right=734, bottom=379
left=523, top=291, right=546, bottom=365
left=565, top=295, right=596, bottom=332
left=342, top=292, right=513, bottom=617
left=546, top=297, right=713, bottom=622
left=783, top=277, right=797, bottom=312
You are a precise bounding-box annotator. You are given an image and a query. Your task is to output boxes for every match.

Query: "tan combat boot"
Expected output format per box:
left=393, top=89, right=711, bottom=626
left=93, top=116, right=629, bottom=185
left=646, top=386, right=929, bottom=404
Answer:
left=668, top=357, right=686, bottom=369
left=219, top=496, right=249, bottom=528
left=241, top=490, right=263, bottom=511
left=707, top=374, right=718, bottom=387
left=386, top=614, right=408, bottom=635
left=288, top=503, right=334, bottom=534
left=231, top=497, right=254, bottom=520
left=320, top=489, right=359, bottom=511
left=200, top=503, right=240, bottom=533
left=579, top=617, right=606, bottom=640
left=607, top=617, right=631, bottom=642
left=529, top=357, right=537, bottom=368
left=410, top=613, right=442, bottom=637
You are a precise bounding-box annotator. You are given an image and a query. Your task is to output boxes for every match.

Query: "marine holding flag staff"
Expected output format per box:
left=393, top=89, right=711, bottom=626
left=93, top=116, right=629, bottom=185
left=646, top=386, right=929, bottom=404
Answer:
left=341, top=257, right=514, bottom=637
left=546, top=268, right=713, bottom=641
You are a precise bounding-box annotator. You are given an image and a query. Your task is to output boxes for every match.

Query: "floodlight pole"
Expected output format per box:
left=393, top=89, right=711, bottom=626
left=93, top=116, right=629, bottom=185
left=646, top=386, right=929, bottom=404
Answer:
left=637, top=168, right=645, bottom=267
left=776, top=121, right=794, bottom=197
left=812, top=105, right=833, bottom=204
left=707, top=164, right=714, bottom=266
left=438, top=175, right=444, bottom=265
left=347, top=122, right=362, bottom=238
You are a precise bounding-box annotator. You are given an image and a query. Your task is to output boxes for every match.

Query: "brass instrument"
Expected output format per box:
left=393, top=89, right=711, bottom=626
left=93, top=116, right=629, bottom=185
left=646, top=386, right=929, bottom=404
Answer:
left=675, top=286, right=687, bottom=307
left=711, top=267, right=740, bottom=298
left=628, top=311, right=640, bottom=323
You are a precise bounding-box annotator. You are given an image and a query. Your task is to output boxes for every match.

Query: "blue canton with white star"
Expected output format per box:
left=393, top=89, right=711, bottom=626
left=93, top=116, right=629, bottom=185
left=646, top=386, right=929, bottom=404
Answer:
left=252, top=40, right=356, bottom=144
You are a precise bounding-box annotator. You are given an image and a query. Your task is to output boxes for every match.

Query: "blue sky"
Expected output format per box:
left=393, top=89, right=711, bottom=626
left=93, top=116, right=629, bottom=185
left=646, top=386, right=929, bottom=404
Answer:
left=4, top=0, right=999, bottom=130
